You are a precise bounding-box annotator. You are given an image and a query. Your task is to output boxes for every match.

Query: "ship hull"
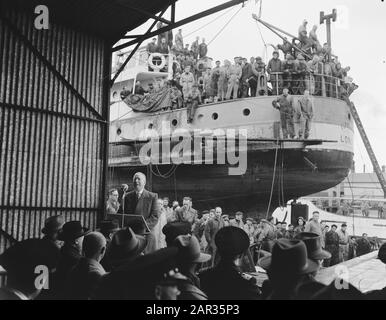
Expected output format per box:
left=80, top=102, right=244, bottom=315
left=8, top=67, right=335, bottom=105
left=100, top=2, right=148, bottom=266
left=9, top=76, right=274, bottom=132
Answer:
left=108, top=148, right=353, bottom=213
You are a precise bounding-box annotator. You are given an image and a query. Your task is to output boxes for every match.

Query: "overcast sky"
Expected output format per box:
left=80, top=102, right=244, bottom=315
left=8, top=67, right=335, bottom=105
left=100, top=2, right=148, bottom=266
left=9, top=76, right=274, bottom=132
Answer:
left=126, top=0, right=386, bottom=173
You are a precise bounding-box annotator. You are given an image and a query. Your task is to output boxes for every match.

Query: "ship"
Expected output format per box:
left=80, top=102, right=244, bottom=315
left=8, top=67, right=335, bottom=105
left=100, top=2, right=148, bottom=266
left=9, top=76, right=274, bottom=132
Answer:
left=108, top=19, right=354, bottom=215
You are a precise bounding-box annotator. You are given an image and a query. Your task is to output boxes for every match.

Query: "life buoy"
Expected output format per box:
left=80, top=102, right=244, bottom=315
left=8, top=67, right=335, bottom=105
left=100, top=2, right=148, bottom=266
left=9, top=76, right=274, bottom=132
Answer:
left=148, top=53, right=167, bottom=70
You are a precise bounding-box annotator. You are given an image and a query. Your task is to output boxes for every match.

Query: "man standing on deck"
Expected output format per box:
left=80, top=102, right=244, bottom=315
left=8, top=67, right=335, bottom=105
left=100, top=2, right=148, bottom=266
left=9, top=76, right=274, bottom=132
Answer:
left=226, top=57, right=242, bottom=100
left=337, top=223, right=350, bottom=262
left=272, top=88, right=295, bottom=139
left=298, top=89, right=314, bottom=139
left=180, top=66, right=195, bottom=101
left=267, top=50, right=283, bottom=95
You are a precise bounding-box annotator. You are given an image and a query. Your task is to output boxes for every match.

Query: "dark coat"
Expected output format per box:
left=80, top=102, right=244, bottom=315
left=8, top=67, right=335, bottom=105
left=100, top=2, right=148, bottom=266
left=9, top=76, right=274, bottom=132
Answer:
left=121, top=190, right=160, bottom=230
left=199, top=261, right=261, bottom=300
left=204, top=217, right=224, bottom=249
left=64, top=258, right=106, bottom=300
left=54, top=244, right=83, bottom=296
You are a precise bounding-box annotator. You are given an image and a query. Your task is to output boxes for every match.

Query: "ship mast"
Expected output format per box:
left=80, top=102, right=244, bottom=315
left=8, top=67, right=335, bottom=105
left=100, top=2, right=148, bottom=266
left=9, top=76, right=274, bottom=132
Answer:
left=320, top=9, right=337, bottom=62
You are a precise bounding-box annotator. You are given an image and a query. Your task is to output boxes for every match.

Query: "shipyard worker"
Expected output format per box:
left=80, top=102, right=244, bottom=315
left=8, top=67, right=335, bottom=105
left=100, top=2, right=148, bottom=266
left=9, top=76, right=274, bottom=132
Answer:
left=175, top=29, right=184, bottom=51
left=180, top=65, right=195, bottom=101
left=324, top=224, right=339, bottom=267
left=337, top=223, right=350, bottom=263
left=267, top=50, right=283, bottom=95
left=298, top=89, right=314, bottom=139
left=304, top=211, right=322, bottom=237
left=211, top=60, right=222, bottom=98
left=191, top=36, right=200, bottom=60
left=356, top=233, right=372, bottom=257
left=175, top=197, right=198, bottom=228
left=272, top=88, right=295, bottom=139
left=361, top=201, right=370, bottom=218
left=106, top=189, right=120, bottom=216
left=120, top=172, right=160, bottom=254
left=192, top=211, right=210, bottom=250
left=256, top=219, right=276, bottom=253
left=198, top=38, right=208, bottom=59
left=226, top=57, right=242, bottom=100
left=54, top=221, right=90, bottom=297
left=157, top=37, right=169, bottom=55
left=0, top=239, right=60, bottom=300
left=41, top=215, right=64, bottom=249
left=259, top=239, right=318, bottom=300
left=218, top=60, right=230, bottom=101
left=243, top=218, right=255, bottom=244
left=233, top=211, right=245, bottom=229
left=200, top=227, right=261, bottom=300
left=173, top=235, right=210, bottom=300
left=204, top=207, right=225, bottom=267
left=64, top=232, right=106, bottom=300
left=147, top=38, right=158, bottom=54
left=298, top=20, right=309, bottom=44
left=134, top=81, right=147, bottom=96
left=282, top=54, right=295, bottom=92
left=162, top=197, right=175, bottom=223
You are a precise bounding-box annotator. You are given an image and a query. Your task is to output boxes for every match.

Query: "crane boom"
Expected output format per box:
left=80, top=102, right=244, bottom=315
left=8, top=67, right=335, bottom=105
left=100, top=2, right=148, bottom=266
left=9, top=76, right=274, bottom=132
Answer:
left=345, top=97, right=386, bottom=198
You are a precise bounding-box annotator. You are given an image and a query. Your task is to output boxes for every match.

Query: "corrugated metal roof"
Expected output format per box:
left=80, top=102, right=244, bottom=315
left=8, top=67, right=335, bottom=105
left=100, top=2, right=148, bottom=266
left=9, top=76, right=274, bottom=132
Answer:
left=1, top=0, right=177, bottom=42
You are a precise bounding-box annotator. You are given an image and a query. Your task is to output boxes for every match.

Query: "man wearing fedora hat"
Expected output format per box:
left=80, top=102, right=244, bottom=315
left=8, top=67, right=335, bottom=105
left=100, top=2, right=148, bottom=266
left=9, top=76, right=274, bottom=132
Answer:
left=54, top=221, right=89, bottom=297
left=103, top=228, right=147, bottom=272
left=65, top=232, right=107, bottom=300
left=41, top=215, right=64, bottom=249
left=98, top=220, right=120, bottom=243
left=173, top=235, right=210, bottom=300
left=120, top=172, right=160, bottom=254
left=294, top=233, right=331, bottom=299
left=259, top=239, right=319, bottom=300
left=200, top=227, right=261, bottom=300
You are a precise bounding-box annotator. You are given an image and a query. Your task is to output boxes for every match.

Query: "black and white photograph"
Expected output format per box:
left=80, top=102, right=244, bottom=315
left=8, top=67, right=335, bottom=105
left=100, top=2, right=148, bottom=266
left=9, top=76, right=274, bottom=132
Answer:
left=0, top=0, right=386, bottom=306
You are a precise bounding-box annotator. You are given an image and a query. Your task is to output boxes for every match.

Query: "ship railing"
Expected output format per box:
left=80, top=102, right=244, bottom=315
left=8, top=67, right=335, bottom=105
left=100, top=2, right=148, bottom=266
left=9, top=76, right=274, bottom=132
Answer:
left=268, top=72, right=352, bottom=99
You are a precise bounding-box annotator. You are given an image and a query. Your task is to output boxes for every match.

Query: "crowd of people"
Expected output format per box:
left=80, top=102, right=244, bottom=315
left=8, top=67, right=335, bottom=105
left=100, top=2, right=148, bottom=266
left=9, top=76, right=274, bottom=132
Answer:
left=1, top=171, right=384, bottom=301
left=120, top=21, right=358, bottom=137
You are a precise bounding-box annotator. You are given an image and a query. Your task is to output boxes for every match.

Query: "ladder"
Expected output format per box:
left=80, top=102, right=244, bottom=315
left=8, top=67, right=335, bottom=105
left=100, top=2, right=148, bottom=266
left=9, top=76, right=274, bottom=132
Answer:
left=345, top=97, right=386, bottom=198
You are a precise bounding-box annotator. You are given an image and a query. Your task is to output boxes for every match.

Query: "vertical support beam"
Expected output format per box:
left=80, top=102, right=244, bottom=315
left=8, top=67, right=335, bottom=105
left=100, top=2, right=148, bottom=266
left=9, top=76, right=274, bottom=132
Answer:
left=171, top=3, right=176, bottom=23
left=320, top=9, right=337, bottom=62
left=101, top=40, right=112, bottom=221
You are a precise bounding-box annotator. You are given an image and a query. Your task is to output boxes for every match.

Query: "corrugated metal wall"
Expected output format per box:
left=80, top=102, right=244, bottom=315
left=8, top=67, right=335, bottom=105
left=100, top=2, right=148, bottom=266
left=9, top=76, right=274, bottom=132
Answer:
left=0, top=8, right=109, bottom=252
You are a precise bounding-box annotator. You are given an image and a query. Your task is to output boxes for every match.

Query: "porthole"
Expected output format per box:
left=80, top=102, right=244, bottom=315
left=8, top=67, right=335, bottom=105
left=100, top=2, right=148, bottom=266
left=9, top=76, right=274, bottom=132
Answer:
left=197, top=114, right=204, bottom=120
left=112, top=91, right=118, bottom=99
left=243, top=108, right=251, bottom=116
left=172, top=119, right=178, bottom=126
left=117, top=128, right=122, bottom=136
left=212, top=113, right=219, bottom=120
left=148, top=123, right=154, bottom=129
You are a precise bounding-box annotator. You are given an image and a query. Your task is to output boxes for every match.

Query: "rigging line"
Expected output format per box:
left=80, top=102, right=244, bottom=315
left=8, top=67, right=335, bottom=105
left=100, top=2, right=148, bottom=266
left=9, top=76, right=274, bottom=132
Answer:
left=266, top=139, right=280, bottom=218
left=207, top=6, right=243, bottom=47
left=184, top=6, right=237, bottom=39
